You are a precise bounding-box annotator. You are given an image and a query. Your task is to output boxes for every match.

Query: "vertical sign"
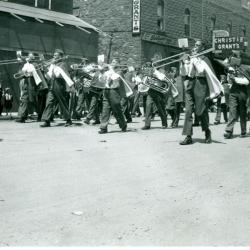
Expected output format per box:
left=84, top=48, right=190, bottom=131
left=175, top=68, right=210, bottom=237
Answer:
left=132, top=0, right=141, bottom=35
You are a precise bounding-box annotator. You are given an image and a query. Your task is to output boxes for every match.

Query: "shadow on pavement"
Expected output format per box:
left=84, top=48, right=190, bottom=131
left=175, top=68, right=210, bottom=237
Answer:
left=192, top=138, right=226, bottom=144
left=107, top=128, right=138, bottom=134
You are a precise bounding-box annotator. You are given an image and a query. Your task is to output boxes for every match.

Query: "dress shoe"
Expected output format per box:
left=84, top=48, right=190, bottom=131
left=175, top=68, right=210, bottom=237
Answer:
left=162, top=125, right=168, bottom=129
left=141, top=126, right=150, bottom=130
left=192, top=123, right=200, bottom=127
left=224, top=131, right=233, bottom=139
left=65, top=120, right=73, bottom=127
left=84, top=119, right=90, bottom=125
left=205, top=129, right=212, bottom=144
left=127, top=119, right=132, bottom=123
left=179, top=136, right=193, bottom=145
left=121, top=125, right=127, bottom=132
left=214, top=121, right=220, bottom=125
left=93, top=120, right=100, bottom=125
left=15, top=118, right=25, bottom=123
left=40, top=121, right=50, bottom=127
left=98, top=129, right=108, bottom=134
left=240, top=132, right=247, bottom=138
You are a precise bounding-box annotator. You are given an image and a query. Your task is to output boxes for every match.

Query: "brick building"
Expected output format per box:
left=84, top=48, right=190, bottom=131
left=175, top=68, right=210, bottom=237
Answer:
left=0, top=0, right=99, bottom=110
left=74, top=0, right=250, bottom=65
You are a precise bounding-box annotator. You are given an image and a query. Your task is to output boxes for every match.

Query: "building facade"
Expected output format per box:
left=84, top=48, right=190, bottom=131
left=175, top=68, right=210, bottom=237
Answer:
left=0, top=0, right=99, bottom=110
left=74, top=0, right=250, bottom=65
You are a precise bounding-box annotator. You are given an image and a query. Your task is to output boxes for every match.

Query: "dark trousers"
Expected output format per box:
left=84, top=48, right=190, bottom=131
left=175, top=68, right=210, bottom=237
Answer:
left=86, top=91, right=101, bottom=122
left=182, top=79, right=209, bottom=136
left=225, top=91, right=247, bottom=134
left=145, top=89, right=167, bottom=127
left=37, top=89, right=48, bottom=121
left=173, top=102, right=183, bottom=126
left=18, top=82, right=29, bottom=120
left=166, top=109, right=176, bottom=125
left=100, top=89, right=127, bottom=130
left=121, top=97, right=132, bottom=122
left=42, top=80, right=70, bottom=122
left=131, top=91, right=142, bottom=116
left=215, top=97, right=228, bottom=123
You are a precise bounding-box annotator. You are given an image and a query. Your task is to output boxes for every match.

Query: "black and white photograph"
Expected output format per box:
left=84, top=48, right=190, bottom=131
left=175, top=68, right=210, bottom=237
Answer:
left=0, top=0, right=250, bottom=247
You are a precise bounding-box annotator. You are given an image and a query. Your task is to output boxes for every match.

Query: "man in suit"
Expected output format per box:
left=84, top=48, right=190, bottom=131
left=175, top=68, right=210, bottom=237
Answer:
left=180, top=39, right=220, bottom=145
left=141, top=61, right=168, bottom=130
left=40, top=49, right=74, bottom=127
left=98, top=58, right=127, bottom=134
left=224, top=55, right=250, bottom=138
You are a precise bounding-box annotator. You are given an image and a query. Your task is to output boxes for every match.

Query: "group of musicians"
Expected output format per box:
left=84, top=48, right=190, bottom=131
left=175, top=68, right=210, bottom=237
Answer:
left=13, top=39, right=250, bottom=145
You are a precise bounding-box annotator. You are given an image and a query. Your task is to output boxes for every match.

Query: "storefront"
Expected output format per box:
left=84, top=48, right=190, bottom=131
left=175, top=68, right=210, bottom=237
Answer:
left=0, top=1, right=99, bottom=111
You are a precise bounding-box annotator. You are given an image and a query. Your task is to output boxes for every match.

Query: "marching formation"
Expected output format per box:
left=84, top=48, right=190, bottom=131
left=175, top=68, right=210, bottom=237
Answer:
left=3, top=38, right=250, bottom=145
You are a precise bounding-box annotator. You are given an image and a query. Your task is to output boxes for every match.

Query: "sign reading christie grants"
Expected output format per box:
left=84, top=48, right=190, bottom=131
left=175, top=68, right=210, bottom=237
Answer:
left=132, top=0, right=141, bottom=34
left=214, top=36, right=245, bottom=50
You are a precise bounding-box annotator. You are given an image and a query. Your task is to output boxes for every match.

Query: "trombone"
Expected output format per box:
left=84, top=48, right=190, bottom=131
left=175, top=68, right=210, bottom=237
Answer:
left=0, top=58, right=23, bottom=66
left=152, top=47, right=215, bottom=69
left=152, top=51, right=186, bottom=69
left=13, top=56, right=69, bottom=79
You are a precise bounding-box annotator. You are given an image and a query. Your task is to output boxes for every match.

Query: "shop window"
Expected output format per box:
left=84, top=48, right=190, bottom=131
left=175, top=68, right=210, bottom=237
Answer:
left=7, top=0, right=35, bottom=6
left=157, top=0, right=164, bottom=31
left=184, top=8, right=191, bottom=37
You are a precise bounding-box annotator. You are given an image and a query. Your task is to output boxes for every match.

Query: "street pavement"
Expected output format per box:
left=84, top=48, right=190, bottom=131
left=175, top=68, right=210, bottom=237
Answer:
left=0, top=113, right=250, bottom=246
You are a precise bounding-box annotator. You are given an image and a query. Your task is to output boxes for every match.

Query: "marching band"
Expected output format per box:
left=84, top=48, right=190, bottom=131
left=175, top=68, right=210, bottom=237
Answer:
left=2, top=38, right=250, bottom=145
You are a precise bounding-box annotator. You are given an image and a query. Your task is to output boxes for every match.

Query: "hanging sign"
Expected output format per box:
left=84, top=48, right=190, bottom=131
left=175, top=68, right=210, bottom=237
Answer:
left=132, top=0, right=141, bottom=35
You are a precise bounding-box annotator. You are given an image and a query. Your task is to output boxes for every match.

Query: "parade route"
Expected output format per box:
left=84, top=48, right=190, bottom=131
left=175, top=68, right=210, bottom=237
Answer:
left=0, top=114, right=250, bottom=246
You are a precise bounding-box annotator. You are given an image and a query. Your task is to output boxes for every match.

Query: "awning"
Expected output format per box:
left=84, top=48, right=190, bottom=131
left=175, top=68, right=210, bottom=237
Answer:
left=0, top=1, right=100, bottom=34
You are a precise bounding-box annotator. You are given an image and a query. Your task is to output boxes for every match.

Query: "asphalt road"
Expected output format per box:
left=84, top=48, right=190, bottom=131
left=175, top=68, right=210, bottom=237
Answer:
left=0, top=113, right=250, bottom=246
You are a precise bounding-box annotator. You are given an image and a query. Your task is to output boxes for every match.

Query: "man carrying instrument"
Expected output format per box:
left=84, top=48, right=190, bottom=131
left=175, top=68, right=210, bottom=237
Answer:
left=16, top=52, right=47, bottom=123
left=141, top=60, right=168, bottom=130
left=84, top=64, right=105, bottom=125
left=40, top=49, right=74, bottom=127
left=223, top=55, right=250, bottom=139
left=180, top=39, right=222, bottom=145
left=98, top=58, right=128, bottom=134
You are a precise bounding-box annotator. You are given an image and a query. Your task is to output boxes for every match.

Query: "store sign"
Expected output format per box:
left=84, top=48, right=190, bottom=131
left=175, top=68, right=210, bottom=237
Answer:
left=142, top=32, right=176, bottom=47
left=214, top=36, right=245, bottom=50
left=132, top=0, right=141, bottom=34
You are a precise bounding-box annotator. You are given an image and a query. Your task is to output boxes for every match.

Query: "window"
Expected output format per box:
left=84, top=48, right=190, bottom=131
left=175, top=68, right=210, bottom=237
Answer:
left=35, top=0, right=51, bottom=9
left=210, top=14, right=216, bottom=31
left=227, top=20, right=232, bottom=35
left=157, top=0, right=164, bottom=31
left=184, top=8, right=191, bottom=37
left=241, top=25, right=246, bottom=36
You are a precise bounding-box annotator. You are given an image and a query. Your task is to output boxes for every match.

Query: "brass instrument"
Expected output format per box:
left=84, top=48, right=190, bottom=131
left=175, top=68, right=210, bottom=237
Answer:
left=13, top=56, right=68, bottom=79
left=152, top=51, right=186, bottom=69
left=152, top=48, right=215, bottom=69
left=140, top=64, right=173, bottom=94
left=0, top=58, right=23, bottom=66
